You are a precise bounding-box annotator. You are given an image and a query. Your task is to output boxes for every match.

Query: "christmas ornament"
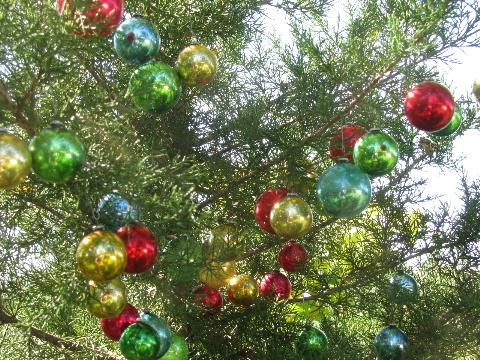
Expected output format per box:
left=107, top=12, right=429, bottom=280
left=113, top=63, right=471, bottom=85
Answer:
left=129, top=62, right=182, bottom=112
left=329, top=124, right=367, bottom=162
left=295, top=326, right=328, bottom=359
left=199, top=261, right=236, bottom=289
left=259, top=270, right=291, bottom=300
left=76, top=228, right=127, bottom=281
left=138, top=311, right=172, bottom=358
left=161, top=332, right=189, bottom=360
left=57, top=0, right=124, bottom=36
left=29, top=121, right=86, bottom=184
left=374, top=325, right=408, bottom=360
left=385, top=271, right=419, bottom=305
left=114, top=17, right=161, bottom=65
left=278, top=241, right=309, bottom=272
left=204, top=223, right=241, bottom=261
left=100, top=303, right=139, bottom=341
left=255, top=187, right=289, bottom=235
left=116, top=224, right=158, bottom=274
left=120, top=322, right=162, bottom=360
left=227, top=274, right=258, bottom=307
left=473, top=79, right=480, bottom=102
left=0, top=131, right=31, bottom=189
left=316, top=160, right=371, bottom=218
left=270, top=194, right=313, bottom=239
left=97, top=193, right=140, bottom=231
left=193, top=284, right=223, bottom=310
left=353, top=129, right=399, bottom=177
left=430, top=104, right=462, bottom=137
left=86, top=278, right=127, bottom=319
left=176, top=44, right=218, bottom=86
left=404, top=81, right=455, bottom=132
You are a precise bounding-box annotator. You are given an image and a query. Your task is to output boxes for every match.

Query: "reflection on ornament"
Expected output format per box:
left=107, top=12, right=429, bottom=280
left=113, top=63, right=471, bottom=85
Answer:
left=194, top=284, right=223, bottom=310
left=0, top=131, right=31, bottom=189
left=138, top=311, right=172, bottom=359
left=374, top=325, right=408, bottom=360
left=430, top=104, right=462, bottom=137
left=259, top=270, right=291, bottom=300
left=296, top=326, right=328, bottom=359
left=278, top=241, right=309, bottom=272
left=385, top=271, right=419, bottom=305
left=227, top=274, right=258, bottom=307
left=329, top=124, right=367, bottom=162
left=270, top=194, right=313, bottom=239
left=86, top=278, right=127, bottom=319
left=120, top=322, right=161, bottom=360
left=204, top=223, right=241, bottom=261
left=100, top=303, right=139, bottom=341
left=255, top=187, right=289, bottom=235
left=97, top=193, right=140, bottom=231
left=116, top=224, right=158, bottom=273
left=176, top=44, right=218, bottom=86
left=199, top=261, right=236, bottom=289
left=161, top=332, right=189, bottom=360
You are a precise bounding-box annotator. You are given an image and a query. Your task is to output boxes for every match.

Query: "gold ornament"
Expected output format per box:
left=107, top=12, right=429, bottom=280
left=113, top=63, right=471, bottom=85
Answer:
left=86, top=278, right=127, bottom=318
left=204, top=223, right=242, bottom=261
left=270, top=194, right=313, bottom=239
left=473, top=79, right=480, bottom=103
left=176, top=44, right=218, bottom=86
left=0, top=132, right=31, bottom=189
left=227, top=274, right=258, bottom=307
left=199, top=261, right=236, bottom=289
left=76, top=229, right=127, bottom=281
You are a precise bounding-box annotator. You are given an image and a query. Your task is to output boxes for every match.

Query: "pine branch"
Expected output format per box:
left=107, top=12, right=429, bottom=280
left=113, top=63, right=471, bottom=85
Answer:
left=0, top=80, right=36, bottom=136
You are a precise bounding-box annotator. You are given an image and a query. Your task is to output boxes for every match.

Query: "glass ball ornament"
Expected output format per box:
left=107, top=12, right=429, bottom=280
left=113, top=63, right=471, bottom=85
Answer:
left=316, top=160, right=372, bottom=218
left=86, top=278, right=127, bottom=319
left=404, top=81, right=455, bottom=132
left=129, top=62, right=182, bottom=112
left=76, top=228, right=127, bottom=281
left=0, top=131, right=31, bottom=189
left=100, top=303, right=139, bottom=341
left=176, top=44, right=218, bottom=86
left=473, top=79, right=480, bottom=103
left=278, top=241, right=309, bottom=272
left=255, top=187, right=289, bottom=235
left=161, top=332, right=189, bottom=360
left=269, top=194, right=313, bottom=239
left=374, top=324, right=408, bottom=360
left=329, top=124, right=367, bottom=162
left=138, top=311, right=172, bottom=358
left=259, top=270, right=291, bottom=300
left=199, top=261, right=236, bottom=289
left=353, top=129, right=399, bottom=177
left=97, top=193, right=140, bottom=231
left=116, top=224, right=158, bottom=274
left=120, top=322, right=162, bottom=360
left=204, top=223, right=242, bottom=261
left=193, top=284, right=223, bottom=310
left=430, top=104, right=462, bottom=137
left=114, top=17, right=161, bottom=65
left=57, top=0, right=124, bottom=36
left=295, top=326, right=328, bottom=359
left=385, top=271, right=419, bottom=305
left=29, top=121, right=86, bottom=184
left=227, top=274, right=258, bottom=307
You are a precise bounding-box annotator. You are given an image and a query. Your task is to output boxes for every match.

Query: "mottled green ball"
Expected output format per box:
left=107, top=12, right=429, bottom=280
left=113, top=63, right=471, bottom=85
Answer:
left=385, top=271, right=419, bottom=305
left=120, top=323, right=161, bottom=360
left=430, top=104, right=462, bottom=137
left=129, top=62, right=182, bottom=111
left=374, top=325, right=408, bottom=360
left=353, top=130, right=399, bottom=177
left=296, top=327, right=328, bottom=359
left=138, top=311, right=172, bottom=358
left=161, top=332, right=189, bottom=360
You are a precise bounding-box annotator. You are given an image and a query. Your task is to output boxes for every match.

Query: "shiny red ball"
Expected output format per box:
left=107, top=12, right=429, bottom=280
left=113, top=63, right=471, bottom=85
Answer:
left=193, top=284, right=223, bottom=310
left=329, top=124, right=367, bottom=162
left=255, top=187, right=289, bottom=234
left=260, top=270, right=292, bottom=300
left=404, top=81, right=455, bottom=132
left=100, top=303, right=139, bottom=341
left=57, top=0, right=124, bottom=36
left=278, top=241, right=309, bottom=272
left=116, top=224, right=158, bottom=274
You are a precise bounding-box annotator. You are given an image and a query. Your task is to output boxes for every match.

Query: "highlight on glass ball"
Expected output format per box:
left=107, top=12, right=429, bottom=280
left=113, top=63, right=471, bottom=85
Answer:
left=114, top=16, right=161, bottom=65
left=129, top=61, right=182, bottom=112
left=97, top=193, right=140, bottom=231
left=430, top=104, right=462, bottom=137
left=193, top=284, right=223, bottom=310
left=138, top=311, right=172, bottom=359
left=295, top=326, right=328, bottom=359
left=255, top=187, right=289, bottom=235
left=116, top=224, right=158, bottom=274
left=100, top=303, right=139, bottom=341
left=269, top=194, right=313, bottom=239
left=385, top=271, right=419, bottom=305
left=227, top=274, right=259, bottom=307
left=353, top=129, right=399, bottom=177
left=204, top=223, right=242, bottom=261
left=374, top=324, right=408, bottom=360
left=161, top=332, right=189, bottom=360
left=316, top=160, right=372, bottom=219
left=404, top=81, right=455, bottom=132
left=0, top=130, right=32, bottom=190
left=86, top=278, right=127, bottom=319
left=329, top=123, right=367, bottom=162
left=277, top=241, right=309, bottom=272
left=198, top=261, right=236, bottom=289
left=259, top=270, right=291, bottom=300
left=29, top=121, right=86, bottom=184
left=176, top=44, right=218, bottom=87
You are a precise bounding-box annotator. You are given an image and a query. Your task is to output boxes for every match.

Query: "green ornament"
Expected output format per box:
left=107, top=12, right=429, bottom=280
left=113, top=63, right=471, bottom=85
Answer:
left=129, top=62, right=182, bottom=111
left=161, top=332, right=189, bottom=360
left=430, top=104, right=462, bottom=137
left=296, top=326, right=328, bottom=359
left=353, top=129, right=399, bottom=177
left=374, top=325, right=408, bottom=360
left=29, top=122, right=86, bottom=183
left=120, top=322, right=161, bottom=360
left=138, top=311, right=172, bottom=358
left=385, top=271, right=419, bottom=305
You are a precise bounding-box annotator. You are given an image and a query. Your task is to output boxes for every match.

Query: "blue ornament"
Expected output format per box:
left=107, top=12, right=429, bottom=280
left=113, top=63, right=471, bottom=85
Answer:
left=97, top=194, right=140, bottom=230
left=138, top=311, right=172, bottom=358
left=385, top=271, right=419, bottom=305
left=374, top=325, right=408, bottom=360
left=316, top=160, right=372, bottom=218
left=114, top=17, right=161, bottom=65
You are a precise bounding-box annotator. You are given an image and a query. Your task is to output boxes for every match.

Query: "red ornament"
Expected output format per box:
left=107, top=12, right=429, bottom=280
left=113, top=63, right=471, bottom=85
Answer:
left=116, top=224, right=158, bottom=274
left=278, top=241, right=309, bottom=272
left=404, top=81, right=455, bottom=132
left=57, top=0, right=124, bottom=36
left=259, top=270, right=292, bottom=300
left=255, top=187, right=289, bottom=234
left=329, top=124, right=367, bottom=162
left=100, top=303, right=139, bottom=341
left=193, top=284, right=223, bottom=310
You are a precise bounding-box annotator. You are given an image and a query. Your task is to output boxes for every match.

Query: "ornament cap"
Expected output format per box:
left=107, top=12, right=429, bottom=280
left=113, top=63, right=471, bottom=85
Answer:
left=0, top=128, right=9, bottom=134
left=336, top=157, right=349, bottom=163
left=368, top=128, right=382, bottom=133
left=286, top=192, right=299, bottom=197
left=132, top=14, right=145, bottom=19
left=49, top=120, right=66, bottom=130
left=92, top=224, right=106, bottom=231
left=388, top=323, right=398, bottom=328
